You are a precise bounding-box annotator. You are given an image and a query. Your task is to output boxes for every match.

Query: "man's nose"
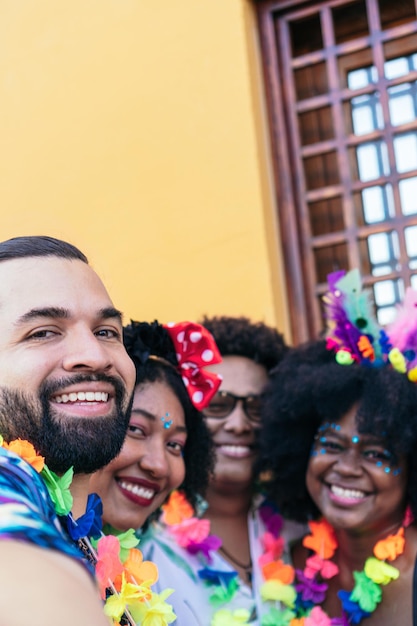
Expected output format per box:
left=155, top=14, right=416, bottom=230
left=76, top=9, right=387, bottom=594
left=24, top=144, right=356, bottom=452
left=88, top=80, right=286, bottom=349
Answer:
left=61, top=327, right=113, bottom=372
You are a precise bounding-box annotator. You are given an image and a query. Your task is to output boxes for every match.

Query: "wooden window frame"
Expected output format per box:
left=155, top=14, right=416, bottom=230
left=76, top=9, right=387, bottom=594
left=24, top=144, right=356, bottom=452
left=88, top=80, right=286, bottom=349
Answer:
left=255, top=0, right=417, bottom=344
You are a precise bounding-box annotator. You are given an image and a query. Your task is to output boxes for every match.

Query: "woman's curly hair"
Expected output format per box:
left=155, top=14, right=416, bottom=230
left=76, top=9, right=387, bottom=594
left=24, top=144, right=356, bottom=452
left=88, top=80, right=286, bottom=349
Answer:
left=199, top=315, right=289, bottom=371
left=259, top=339, right=417, bottom=522
left=123, top=320, right=214, bottom=511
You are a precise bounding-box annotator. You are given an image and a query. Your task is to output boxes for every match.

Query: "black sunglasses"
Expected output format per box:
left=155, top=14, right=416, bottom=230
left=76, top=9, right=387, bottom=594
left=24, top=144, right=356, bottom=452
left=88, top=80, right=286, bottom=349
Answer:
left=202, top=390, right=263, bottom=423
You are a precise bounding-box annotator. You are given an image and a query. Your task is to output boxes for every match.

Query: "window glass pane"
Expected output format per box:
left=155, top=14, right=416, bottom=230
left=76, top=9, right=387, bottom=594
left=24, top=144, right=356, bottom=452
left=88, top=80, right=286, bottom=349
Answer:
left=367, top=231, right=399, bottom=276
left=377, top=305, right=397, bottom=326
left=348, top=66, right=377, bottom=89
left=388, top=84, right=416, bottom=126
left=399, top=177, right=417, bottom=215
left=373, top=279, right=404, bottom=326
left=385, top=57, right=410, bottom=79
left=351, top=93, right=383, bottom=135
left=361, top=184, right=395, bottom=223
left=405, top=226, right=417, bottom=268
left=394, top=133, right=417, bottom=173
left=374, top=279, right=396, bottom=305
left=356, top=141, right=390, bottom=181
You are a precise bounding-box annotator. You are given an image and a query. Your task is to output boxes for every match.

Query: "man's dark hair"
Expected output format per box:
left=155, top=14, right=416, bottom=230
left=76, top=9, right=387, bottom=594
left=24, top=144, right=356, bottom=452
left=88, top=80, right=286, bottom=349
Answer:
left=199, top=315, right=289, bottom=372
left=0, top=236, right=88, bottom=263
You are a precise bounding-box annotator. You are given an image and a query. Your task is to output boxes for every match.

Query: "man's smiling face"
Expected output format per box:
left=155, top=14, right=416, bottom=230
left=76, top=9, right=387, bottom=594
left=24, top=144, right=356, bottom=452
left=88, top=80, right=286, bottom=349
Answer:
left=0, top=256, right=136, bottom=473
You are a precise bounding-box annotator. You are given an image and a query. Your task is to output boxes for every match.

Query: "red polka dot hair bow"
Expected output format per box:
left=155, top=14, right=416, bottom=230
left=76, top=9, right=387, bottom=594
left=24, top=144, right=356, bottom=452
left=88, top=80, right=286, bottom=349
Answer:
left=163, top=321, right=222, bottom=411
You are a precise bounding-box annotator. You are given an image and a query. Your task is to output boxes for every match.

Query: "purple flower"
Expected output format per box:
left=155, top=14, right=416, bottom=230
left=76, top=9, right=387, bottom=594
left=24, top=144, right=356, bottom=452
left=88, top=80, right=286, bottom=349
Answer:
left=259, top=502, right=283, bottom=537
left=330, top=613, right=350, bottom=626
left=296, top=569, right=328, bottom=604
left=186, top=534, right=222, bottom=563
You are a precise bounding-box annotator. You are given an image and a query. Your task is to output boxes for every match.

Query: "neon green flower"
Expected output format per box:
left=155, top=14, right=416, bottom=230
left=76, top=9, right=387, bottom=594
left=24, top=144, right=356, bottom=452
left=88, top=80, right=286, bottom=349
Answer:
left=350, top=570, right=382, bottom=612
left=211, top=608, right=251, bottom=626
left=41, top=465, right=73, bottom=515
left=261, top=606, right=296, bottom=625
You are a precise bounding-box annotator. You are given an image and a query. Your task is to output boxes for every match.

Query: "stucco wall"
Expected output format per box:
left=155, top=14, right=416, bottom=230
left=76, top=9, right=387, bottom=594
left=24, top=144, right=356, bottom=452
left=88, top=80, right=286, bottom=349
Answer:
left=0, top=0, right=291, bottom=340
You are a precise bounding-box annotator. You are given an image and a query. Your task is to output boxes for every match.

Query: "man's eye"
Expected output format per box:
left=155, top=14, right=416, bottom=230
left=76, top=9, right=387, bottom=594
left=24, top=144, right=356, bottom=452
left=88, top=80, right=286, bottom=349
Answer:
left=27, top=329, right=57, bottom=340
left=95, top=328, right=121, bottom=339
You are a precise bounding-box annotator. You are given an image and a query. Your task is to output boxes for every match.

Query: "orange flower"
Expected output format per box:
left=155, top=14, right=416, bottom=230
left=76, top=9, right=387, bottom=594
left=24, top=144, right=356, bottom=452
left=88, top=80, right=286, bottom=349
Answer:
left=123, top=547, right=159, bottom=587
left=262, top=559, right=295, bottom=584
left=290, top=619, right=305, bottom=625
left=374, top=527, right=405, bottom=561
left=3, top=438, right=44, bottom=472
left=161, top=490, right=194, bottom=525
left=357, top=335, right=375, bottom=361
left=303, top=519, right=337, bottom=559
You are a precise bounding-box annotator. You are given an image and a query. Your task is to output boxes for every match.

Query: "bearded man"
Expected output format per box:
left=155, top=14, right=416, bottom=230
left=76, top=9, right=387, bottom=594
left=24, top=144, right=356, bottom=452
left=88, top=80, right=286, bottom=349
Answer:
left=0, top=235, right=135, bottom=625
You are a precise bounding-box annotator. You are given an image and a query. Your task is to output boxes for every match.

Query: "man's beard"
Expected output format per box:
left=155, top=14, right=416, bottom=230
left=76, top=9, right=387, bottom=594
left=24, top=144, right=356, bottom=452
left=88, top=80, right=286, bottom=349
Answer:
left=0, top=374, right=133, bottom=474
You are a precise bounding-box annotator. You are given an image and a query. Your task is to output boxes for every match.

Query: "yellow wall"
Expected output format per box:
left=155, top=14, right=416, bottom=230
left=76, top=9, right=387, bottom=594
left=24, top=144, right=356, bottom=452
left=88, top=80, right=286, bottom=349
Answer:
left=0, top=0, right=291, bottom=340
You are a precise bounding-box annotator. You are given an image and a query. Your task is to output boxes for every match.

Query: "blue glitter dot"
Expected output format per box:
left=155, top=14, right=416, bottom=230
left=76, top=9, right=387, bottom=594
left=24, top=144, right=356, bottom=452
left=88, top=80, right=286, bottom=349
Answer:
left=320, top=436, right=327, bottom=443
left=384, top=467, right=391, bottom=473
left=352, top=436, right=359, bottom=444
left=320, top=448, right=326, bottom=454
left=376, top=461, right=383, bottom=467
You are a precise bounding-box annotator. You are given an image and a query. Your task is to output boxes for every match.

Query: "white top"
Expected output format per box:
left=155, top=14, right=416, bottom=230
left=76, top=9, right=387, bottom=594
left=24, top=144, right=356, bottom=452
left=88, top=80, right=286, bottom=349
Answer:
left=140, top=501, right=305, bottom=625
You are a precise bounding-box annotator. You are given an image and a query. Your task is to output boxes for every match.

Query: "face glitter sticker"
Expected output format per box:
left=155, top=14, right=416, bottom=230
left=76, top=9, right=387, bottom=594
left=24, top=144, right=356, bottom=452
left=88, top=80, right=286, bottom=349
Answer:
left=161, top=412, right=173, bottom=429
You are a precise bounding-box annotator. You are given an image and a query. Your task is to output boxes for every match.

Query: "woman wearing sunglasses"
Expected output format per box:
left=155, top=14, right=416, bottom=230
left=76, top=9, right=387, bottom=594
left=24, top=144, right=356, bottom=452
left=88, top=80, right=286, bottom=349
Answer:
left=141, top=316, right=300, bottom=625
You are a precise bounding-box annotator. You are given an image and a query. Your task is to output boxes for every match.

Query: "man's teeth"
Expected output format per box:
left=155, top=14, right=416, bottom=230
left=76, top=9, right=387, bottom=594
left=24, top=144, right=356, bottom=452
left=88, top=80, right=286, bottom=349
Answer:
left=331, top=485, right=366, bottom=499
left=119, top=481, right=155, bottom=500
left=55, top=391, right=109, bottom=403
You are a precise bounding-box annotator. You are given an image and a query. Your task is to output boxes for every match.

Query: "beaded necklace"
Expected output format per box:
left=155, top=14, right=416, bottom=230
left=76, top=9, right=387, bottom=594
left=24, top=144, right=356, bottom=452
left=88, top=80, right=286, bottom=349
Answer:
left=1, top=436, right=176, bottom=626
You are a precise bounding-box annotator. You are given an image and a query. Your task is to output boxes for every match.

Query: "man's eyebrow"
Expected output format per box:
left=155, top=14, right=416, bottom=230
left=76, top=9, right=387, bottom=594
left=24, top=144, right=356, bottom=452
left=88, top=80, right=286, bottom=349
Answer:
left=99, top=307, right=123, bottom=323
left=15, top=306, right=123, bottom=326
left=16, top=307, right=70, bottom=325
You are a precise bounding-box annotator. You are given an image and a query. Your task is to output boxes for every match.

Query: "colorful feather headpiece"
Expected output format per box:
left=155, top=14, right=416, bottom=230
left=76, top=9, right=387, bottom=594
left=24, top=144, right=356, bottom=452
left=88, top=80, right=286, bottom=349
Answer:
left=323, top=269, right=417, bottom=382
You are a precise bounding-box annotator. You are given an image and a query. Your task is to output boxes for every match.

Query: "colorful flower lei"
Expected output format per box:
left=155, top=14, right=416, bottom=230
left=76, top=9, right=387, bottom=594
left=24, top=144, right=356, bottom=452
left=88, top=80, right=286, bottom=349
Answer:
left=259, top=518, right=405, bottom=625
left=161, top=491, right=285, bottom=625
left=0, top=436, right=176, bottom=626
left=161, top=490, right=405, bottom=625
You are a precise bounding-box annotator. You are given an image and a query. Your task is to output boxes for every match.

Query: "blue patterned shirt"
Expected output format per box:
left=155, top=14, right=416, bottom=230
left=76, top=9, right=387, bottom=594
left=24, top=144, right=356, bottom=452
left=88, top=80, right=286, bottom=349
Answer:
left=0, top=447, right=88, bottom=566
